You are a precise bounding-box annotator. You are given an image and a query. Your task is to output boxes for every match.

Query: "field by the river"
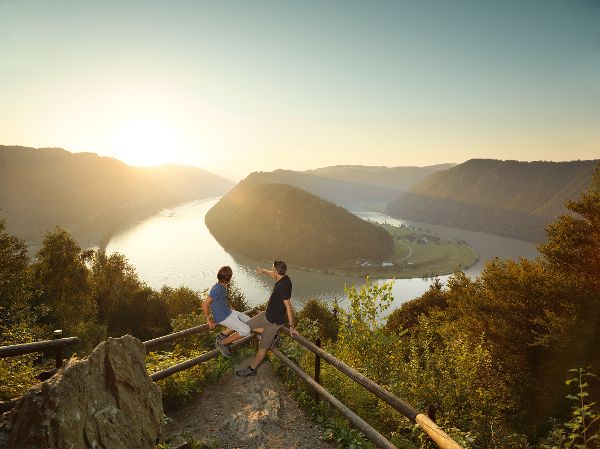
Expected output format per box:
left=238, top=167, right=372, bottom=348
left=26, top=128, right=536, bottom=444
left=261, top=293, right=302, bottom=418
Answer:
left=329, top=223, right=479, bottom=279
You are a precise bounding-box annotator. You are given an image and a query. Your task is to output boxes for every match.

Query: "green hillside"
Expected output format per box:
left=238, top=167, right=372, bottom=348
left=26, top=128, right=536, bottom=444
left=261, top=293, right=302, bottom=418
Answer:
left=0, top=145, right=233, bottom=247
left=387, top=159, right=598, bottom=242
left=205, top=176, right=394, bottom=268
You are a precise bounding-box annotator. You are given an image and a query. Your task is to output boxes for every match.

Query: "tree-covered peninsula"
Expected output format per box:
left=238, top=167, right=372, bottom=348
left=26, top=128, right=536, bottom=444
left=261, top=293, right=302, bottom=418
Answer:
left=205, top=176, right=394, bottom=268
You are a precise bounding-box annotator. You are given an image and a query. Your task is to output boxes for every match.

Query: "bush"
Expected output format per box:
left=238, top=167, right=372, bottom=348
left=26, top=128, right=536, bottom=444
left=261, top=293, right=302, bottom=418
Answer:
left=227, top=281, right=250, bottom=312
left=540, top=368, right=600, bottom=449
left=297, top=298, right=339, bottom=341
left=146, top=350, right=232, bottom=410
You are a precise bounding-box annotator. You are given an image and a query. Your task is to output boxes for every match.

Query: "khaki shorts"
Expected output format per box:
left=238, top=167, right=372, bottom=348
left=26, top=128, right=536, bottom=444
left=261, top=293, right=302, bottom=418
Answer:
left=247, top=312, right=282, bottom=350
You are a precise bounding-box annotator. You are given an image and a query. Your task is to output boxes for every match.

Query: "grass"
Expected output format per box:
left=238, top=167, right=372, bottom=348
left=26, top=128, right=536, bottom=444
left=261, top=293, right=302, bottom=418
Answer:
left=331, top=224, right=479, bottom=279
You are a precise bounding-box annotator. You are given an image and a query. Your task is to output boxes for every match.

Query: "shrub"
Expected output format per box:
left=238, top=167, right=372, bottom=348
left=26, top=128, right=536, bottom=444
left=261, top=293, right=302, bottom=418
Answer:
left=297, top=298, right=339, bottom=341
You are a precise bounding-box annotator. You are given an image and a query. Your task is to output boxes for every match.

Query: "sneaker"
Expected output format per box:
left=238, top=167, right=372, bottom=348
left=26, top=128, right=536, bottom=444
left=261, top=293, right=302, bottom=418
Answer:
left=215, top=340, right=232, bottom=358
left=236, top=366, right=257, bottom=377
left=215, top=332, right=226, bottom=344
left=270, top=334, right=282, bottom=348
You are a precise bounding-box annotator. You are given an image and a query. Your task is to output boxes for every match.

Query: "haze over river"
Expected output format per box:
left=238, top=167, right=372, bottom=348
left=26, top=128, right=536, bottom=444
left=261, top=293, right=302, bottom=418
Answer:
left=106, top=198, right=539, bottom=315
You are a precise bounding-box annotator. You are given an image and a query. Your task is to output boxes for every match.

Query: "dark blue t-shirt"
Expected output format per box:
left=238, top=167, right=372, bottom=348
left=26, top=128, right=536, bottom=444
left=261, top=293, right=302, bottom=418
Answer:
left=209, top=283, right=231, bottom=322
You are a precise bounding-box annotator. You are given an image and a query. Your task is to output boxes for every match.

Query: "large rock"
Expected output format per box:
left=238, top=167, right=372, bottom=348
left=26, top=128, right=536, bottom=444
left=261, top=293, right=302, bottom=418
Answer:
left=1, top=335, right=163, bottom=449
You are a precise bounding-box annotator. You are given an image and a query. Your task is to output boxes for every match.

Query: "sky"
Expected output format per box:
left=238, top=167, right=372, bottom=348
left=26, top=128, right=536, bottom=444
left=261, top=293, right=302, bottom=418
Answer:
left=1, top=0, right=599, bottom=180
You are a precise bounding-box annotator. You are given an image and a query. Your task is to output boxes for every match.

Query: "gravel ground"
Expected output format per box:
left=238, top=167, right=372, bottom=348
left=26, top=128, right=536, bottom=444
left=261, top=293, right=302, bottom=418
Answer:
left=163, top=357, right=333, bottom=449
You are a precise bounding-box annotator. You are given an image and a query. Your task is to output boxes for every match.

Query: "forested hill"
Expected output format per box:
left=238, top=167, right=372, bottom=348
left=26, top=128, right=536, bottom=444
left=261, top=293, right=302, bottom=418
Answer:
left=205, top=176, right=394, bottom=268
left=0, top=145, right=233, bottom=247
left=387, top=159, right=598, bottom=242
left=248, top=163, right=452, bottom=205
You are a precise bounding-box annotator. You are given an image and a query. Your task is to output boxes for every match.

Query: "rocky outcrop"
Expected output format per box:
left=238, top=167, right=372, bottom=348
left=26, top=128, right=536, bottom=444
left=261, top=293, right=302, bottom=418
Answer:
left=1, top=335, right=163, bottom=449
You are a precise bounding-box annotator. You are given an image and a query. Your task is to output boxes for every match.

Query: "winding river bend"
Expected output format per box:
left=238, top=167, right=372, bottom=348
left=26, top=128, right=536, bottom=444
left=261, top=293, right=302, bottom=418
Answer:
left=106, top=198, right=538, bottom=314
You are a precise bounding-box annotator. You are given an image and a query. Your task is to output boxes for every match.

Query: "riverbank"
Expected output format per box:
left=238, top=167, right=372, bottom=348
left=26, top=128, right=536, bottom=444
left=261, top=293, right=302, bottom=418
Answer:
left=103, top=198, right=538, bottom=307
left=244, top=223, right=479, bottom=280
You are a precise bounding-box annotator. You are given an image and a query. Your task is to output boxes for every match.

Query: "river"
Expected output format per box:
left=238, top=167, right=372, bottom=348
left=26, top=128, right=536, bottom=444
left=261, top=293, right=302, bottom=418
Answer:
left=106, top=198, right=539, bottom=315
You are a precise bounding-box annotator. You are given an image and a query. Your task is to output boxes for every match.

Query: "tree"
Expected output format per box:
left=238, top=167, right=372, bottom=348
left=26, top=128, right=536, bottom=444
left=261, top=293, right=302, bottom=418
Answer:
left=30, top=227, right=100, bottom=345
left=91, top=250, right=142, bottom=327
left=159, top=286, right=201, bottom=319
left=540, top=165, right=600, bottom=288
left=0, top=218, right=33, bottom=332
left=0, top=219, right=39, bottom=400
left=91, top=250, right=169, bottom=339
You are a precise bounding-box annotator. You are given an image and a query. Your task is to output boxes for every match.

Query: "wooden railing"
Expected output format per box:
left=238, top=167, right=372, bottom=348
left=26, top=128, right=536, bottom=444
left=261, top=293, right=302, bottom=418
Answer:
left=1, top=315, right=463, bottom=449
left=143, top=308, right=259, bottom=381
left=143, top=308, right=258, bottom=352
left=143, top=313, right=463, bottom=449
left=274, top=326, right=463, bottom=449
left=0, top=330, right=79, bottom=369
left=148, top=334, right=256, bottom=381
left=0, top=330, right=80, bottom=413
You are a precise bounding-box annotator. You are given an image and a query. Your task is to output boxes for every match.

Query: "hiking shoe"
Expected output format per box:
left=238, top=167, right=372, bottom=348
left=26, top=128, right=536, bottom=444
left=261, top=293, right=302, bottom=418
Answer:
left=270, top=334, right=282, bottom=348
left=215, top=340, right=232, bottom=358
left=236, top=366, right=257, bottom=377
left=215, top=332, right=226, bottom=344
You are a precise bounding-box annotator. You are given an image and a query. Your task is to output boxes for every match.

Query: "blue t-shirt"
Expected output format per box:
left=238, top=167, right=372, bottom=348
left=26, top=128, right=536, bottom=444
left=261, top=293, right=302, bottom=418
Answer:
left=209, top=283, right=231, bottom=322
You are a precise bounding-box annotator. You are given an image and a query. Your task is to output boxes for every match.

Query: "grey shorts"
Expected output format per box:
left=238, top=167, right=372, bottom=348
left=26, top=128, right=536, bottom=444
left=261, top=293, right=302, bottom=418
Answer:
left=218, top=310, right=252, bottom=337
left=247, top=312, right=282, bottom=350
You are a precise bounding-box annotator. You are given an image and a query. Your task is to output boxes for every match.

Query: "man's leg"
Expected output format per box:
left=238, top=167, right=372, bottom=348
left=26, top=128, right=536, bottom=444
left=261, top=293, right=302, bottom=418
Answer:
left=220, top=312, right=255, bottom=345
left=221, top=332, right=244, bottom=345
left=237, top=321, right=281, bottom=376
left=250, top=348, right=268, bottom=370
left=221, top=326, right=263, bottom=345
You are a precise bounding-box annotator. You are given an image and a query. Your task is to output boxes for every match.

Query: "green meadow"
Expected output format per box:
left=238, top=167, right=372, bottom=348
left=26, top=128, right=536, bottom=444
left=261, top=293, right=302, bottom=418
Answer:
left=331, top=223, right=479, bottom=279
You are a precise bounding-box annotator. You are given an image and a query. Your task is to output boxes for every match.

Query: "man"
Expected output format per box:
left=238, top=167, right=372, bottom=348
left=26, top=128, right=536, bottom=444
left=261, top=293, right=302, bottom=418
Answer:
left=235, top=259, right=299, bottom=377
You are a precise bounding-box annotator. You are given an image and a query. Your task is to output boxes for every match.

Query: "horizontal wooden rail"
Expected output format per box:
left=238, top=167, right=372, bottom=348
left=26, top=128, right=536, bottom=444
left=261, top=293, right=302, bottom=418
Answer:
left=280, top=327, right=418, bottom=419
left=280, top=327, right=463, bottom=449
left=144, top=308, right=258, bottom=352
left=416, top=415, right=463, bottom=449
left=150, top=334, right=256, bottom=382
left=0, top=337, right=79, bottom=358
left=271, top=346, right=397, bottom=449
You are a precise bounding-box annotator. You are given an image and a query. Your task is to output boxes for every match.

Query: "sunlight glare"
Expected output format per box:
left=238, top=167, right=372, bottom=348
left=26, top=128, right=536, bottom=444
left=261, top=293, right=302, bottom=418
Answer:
left=111, top=118, right=183, bottom=167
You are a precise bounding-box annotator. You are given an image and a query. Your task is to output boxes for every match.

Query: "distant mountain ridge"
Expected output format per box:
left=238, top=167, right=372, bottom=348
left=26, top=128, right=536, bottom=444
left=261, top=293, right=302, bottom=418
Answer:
left=304, top=163, right=454, bottom=191
left=387, top=159, right=599, bottom=242
left=205, top=176, right=394, bottom=268
left=0, top=145, right=233, bottom=247
left=248, top=163, right=453, bottom=205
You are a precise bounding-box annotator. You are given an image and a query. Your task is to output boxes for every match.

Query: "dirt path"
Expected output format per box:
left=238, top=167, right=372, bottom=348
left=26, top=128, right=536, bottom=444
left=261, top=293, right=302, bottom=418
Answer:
left=163, top=357, right=333, bottom=449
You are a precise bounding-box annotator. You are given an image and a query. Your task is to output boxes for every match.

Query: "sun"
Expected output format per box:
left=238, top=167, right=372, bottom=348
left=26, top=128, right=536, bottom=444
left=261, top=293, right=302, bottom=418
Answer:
left=111, top=118, right=183, bottom=167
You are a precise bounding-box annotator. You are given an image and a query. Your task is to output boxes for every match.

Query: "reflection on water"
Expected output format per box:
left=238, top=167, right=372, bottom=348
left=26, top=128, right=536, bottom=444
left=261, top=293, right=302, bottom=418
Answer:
left=106, top=198, right=539, bottom=313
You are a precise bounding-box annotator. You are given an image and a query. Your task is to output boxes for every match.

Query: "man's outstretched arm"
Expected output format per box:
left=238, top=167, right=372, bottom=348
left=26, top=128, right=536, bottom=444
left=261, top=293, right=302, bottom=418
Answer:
left=256, top=266, right=277, bottom=280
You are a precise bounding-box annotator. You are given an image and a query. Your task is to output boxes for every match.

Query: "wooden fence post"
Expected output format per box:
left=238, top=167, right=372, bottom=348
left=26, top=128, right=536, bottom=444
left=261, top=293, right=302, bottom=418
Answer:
left=314, top=338, right=321, bottom=403
left=53, top=329, right=63, bottom=368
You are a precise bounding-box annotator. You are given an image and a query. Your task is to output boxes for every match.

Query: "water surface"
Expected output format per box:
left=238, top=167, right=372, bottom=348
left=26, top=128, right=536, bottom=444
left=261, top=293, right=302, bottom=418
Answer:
left=106, top=198, right=539, bottom=314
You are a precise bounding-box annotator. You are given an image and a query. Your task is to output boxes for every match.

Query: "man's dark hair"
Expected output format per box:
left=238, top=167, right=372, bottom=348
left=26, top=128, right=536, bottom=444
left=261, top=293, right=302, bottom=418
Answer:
left=217, top=266, right=233, bottom=282
left=273, top=260, right=287, bottom=276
